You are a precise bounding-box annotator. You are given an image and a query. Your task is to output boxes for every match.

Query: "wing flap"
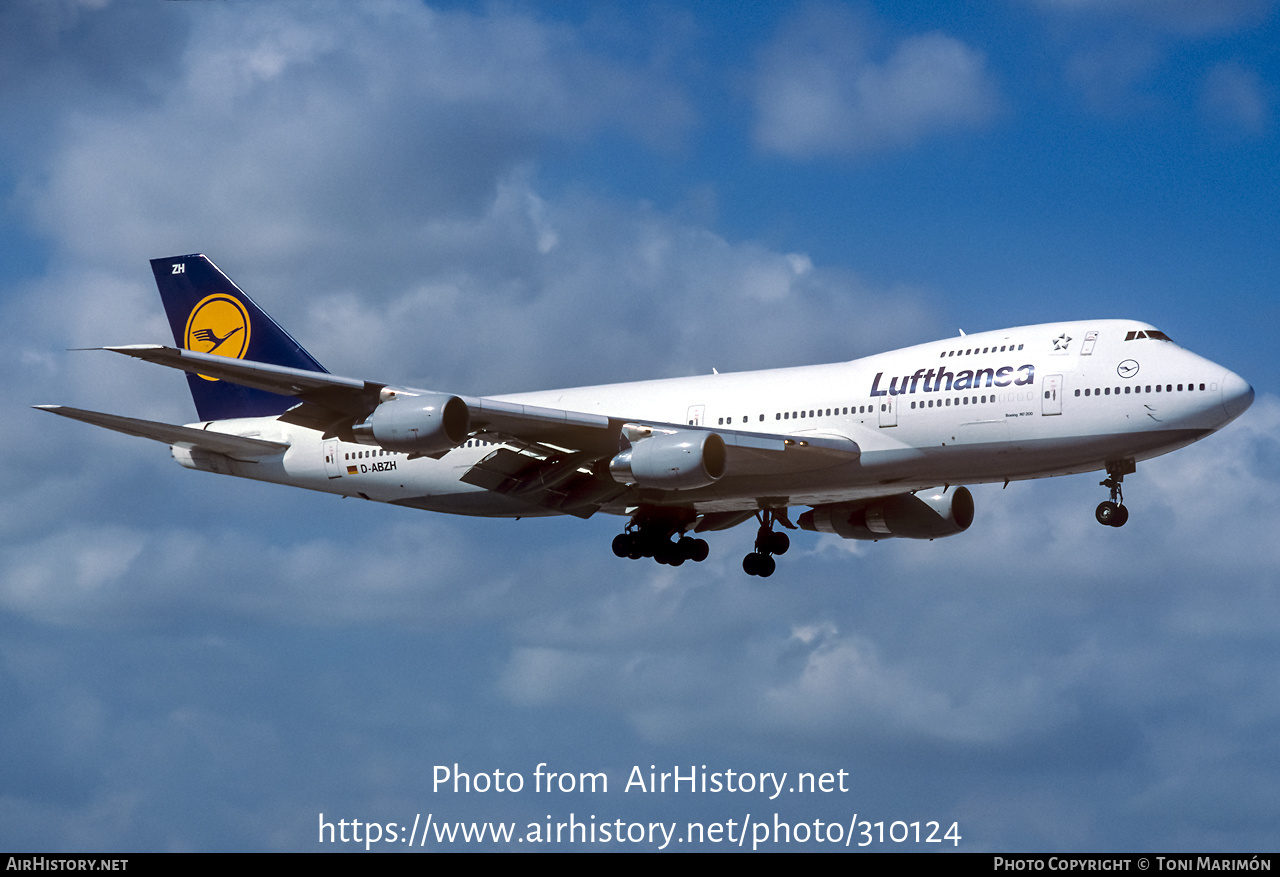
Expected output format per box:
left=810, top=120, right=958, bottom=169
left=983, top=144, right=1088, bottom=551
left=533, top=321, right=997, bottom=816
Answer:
left=34, top=405, right=289, bottom=459
left=459, top=447, right=625, bottom=519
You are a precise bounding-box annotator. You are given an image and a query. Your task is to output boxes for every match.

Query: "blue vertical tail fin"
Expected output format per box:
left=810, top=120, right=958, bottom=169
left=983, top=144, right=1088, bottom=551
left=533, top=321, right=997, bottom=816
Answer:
left=151, top=254, right=328, bottom=422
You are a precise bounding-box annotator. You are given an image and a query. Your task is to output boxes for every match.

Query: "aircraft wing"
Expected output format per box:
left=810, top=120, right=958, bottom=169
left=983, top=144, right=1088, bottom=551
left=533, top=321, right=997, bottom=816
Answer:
left=103, top=344, right=616, bottom=440
left=102, top=344, right=860, bottom=491
left=34, top=405, right=289, bottom=459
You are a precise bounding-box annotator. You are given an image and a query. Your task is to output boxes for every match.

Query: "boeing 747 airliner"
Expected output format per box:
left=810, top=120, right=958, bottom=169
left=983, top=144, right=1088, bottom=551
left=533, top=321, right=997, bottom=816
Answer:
left=38, top=255, right=1254, bottom=576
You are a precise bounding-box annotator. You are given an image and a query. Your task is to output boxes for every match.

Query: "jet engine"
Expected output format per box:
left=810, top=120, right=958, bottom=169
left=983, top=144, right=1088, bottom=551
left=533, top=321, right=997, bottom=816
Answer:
left=351, top=392, right=471, bottom=454
left=799, top=486, right=974, bottom=540
left=609, top=430, right=726, bottom=491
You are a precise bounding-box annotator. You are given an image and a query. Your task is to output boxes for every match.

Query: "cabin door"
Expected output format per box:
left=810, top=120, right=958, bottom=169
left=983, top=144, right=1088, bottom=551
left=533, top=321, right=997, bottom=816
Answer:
left=878, top=397, right=898, bottom=427
left=323, top=440, right=343, bottom=479
left=1042, top=374, right=1063, bottom=416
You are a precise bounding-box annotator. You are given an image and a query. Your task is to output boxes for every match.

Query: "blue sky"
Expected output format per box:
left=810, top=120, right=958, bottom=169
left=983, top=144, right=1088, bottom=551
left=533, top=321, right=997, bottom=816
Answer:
left=2, top=0, right=1278, bottom=852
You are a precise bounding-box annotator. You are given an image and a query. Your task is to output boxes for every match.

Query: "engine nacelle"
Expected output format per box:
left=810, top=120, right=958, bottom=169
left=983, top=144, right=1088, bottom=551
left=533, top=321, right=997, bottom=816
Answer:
left=609, top=431, right=727, bottom=491
left=351, top=392, right=471, bottom=454
left=799, top=487, right=974, bottom=541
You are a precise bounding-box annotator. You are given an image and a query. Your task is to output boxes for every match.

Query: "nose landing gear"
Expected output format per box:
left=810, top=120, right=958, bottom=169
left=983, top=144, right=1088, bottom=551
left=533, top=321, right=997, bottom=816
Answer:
left=1096, top=459, right=1134, bottom=528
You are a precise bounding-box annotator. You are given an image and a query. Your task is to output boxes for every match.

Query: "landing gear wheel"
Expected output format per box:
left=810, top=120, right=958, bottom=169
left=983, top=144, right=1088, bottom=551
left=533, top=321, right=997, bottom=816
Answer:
left=679, top=536, right=710, bottom=563
left=1110, top=504, right=1129, bottom=528
left=1096, top=501, right=1118, bottom=526
left=612, top=533, right=632, bottom=558
left=743, top=551, right=776, bottom=577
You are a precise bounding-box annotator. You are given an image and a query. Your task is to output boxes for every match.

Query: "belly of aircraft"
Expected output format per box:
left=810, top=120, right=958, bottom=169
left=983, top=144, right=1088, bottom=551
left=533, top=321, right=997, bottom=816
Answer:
left=371, top=425, right=1214, bottom=519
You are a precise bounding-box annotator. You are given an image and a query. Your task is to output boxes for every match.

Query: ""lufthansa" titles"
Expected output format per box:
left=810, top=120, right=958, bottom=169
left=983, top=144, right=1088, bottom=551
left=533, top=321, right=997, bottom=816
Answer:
left=870, top=363, right=1035, bottom=397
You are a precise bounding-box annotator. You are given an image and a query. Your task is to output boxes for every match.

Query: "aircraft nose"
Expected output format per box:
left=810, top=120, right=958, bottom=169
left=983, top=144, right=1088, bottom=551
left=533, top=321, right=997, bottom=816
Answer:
left=1220, top=369, right=1254, bottom=423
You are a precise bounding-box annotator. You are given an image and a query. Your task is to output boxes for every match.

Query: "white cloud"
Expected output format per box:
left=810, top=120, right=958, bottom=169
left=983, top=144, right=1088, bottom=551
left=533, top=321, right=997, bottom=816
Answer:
left=753, top=6, right=1000, bottom=158
left=21, top=1, right=693, bottom=276
left=10, top=0, right=931, bottom=401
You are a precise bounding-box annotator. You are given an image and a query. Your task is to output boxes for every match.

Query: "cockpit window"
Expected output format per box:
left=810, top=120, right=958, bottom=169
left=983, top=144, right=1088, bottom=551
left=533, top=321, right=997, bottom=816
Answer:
left=1125, top=329, right=1174, bottom=342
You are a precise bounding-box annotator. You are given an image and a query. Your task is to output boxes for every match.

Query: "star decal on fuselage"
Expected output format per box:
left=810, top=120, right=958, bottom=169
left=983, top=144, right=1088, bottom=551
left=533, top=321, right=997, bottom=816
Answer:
left=1052, top=333, right=1072, bottom=351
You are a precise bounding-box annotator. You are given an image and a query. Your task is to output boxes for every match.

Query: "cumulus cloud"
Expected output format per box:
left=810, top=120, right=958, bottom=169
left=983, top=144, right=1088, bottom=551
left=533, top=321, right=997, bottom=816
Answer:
left=753, top=5, right=1000, bottom=158
left=8, top=0, right=930, bottom=402
left=20, top=1, right=693, bottom=278
left=301, top=178, right=934, bottom=393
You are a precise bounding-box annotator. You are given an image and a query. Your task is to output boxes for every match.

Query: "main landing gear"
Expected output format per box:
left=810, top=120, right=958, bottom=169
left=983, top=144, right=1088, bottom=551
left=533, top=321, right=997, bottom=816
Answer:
left=1095, top=459, right=1134, bottom=528
left=742, top=510, right=791, bottom=578
left=612, top=523, right=709, bottom=566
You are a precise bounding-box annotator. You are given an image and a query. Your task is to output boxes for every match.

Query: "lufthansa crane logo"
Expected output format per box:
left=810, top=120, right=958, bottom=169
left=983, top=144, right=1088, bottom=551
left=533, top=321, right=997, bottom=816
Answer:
left=184, top=294, right=251, bottom=381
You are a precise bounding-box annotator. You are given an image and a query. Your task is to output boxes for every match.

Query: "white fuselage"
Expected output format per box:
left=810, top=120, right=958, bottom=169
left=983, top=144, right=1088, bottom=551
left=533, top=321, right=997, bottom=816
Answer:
left=173, top=320, right=1254, bottom=518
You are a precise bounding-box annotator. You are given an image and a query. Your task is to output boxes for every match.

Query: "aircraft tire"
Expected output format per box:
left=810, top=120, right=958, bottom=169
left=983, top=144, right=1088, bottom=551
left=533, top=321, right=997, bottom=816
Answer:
left=1095, top=501, right=1118, bottom=526
left=769, top=531, right=790, bottom=555
left=1110, top=504, right=1129, bottom=528
left=676, top=536, right=696, bottom=560
left=612, top=534, right=631, bottom=558
left=757, top=554, right=776, bottom=577
left=655, top=541, right=684, bottom=566
left=743, top=552, right=761, bottom=576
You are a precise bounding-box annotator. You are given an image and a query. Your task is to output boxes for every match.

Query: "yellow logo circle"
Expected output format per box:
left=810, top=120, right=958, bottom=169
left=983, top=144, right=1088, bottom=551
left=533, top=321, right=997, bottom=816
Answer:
left=184, top=294, right=252, bottom=381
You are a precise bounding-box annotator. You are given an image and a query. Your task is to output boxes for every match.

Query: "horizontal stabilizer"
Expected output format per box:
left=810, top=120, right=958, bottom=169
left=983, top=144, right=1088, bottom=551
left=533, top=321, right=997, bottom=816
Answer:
left=34, top=405, right=289, bottom=459
left=104, top=344, right=379, bottom=417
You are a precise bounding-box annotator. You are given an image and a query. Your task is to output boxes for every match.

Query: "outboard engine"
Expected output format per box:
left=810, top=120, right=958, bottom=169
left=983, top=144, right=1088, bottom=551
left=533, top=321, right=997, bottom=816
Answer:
left=799, top=486, right=974, bottom=540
